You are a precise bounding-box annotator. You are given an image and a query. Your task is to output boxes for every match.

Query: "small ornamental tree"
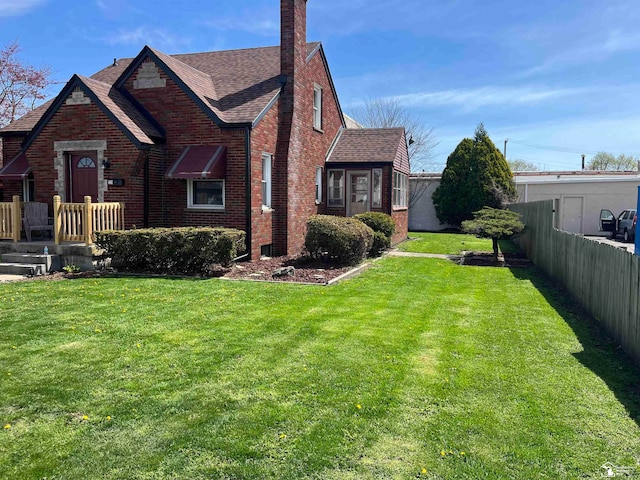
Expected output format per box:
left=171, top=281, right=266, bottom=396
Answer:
left=432, top=124, right=516, bottom=226
left=0, top=41, right=52, bottom=127
left=461, top=207, right=524, bottom=262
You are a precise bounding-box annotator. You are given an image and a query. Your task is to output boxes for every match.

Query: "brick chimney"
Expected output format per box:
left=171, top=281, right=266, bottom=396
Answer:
left=280, top=0, right=307, bottom=108
left=274, top=0, right=308, bottom=257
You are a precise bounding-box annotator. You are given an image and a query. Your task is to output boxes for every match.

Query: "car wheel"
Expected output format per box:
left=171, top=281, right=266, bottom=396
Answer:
left=624, top=229, right=630, bottom=243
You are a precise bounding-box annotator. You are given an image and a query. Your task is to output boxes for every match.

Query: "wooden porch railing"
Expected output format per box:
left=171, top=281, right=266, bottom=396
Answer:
left=0, top=196, right=23, bottom=242
left=53, top=195, right=125, bottom=245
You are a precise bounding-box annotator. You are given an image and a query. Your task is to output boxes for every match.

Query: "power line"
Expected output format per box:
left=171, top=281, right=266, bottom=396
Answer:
left=509, top=139, right=640, bottom=157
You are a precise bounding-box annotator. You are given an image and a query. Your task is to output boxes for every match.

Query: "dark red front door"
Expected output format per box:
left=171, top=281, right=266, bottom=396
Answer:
left=70, top=152, right=98, bottom=202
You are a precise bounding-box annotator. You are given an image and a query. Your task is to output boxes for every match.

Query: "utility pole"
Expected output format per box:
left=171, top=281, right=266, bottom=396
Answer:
left=503, top=139, right=508, bottom=162
left=581, top=154, right=585, bottom=171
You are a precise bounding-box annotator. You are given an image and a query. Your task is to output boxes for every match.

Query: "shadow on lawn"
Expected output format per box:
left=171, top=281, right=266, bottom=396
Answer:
left=509, top=264, right=640, bottom=427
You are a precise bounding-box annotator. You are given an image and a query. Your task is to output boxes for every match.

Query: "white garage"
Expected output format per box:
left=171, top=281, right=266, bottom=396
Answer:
left=409, top=170, right=640, bottom=235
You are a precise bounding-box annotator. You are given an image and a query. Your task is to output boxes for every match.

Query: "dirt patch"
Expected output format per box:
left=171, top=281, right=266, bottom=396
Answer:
left=222, top=256, right=353, bottom=284
left=459, top=251, right=530, bottom=267
left=8, top=256, right=356, bottom=285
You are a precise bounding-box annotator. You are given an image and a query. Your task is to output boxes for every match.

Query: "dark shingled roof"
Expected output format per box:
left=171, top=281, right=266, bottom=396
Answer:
left=0, top=42, right=322, bottom=134
left=327, top=128, right=410, bottom=173
left=79, top=76, right=163, bottom=143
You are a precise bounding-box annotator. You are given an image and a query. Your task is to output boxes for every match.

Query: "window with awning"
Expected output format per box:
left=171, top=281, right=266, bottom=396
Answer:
left=165, top=145, right=227, bottom=179
left=0, top=153, right=31, bottom=180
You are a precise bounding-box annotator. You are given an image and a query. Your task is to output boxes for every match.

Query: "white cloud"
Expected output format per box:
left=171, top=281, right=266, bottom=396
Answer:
left=103, top=27, right=191, bottom=51
left=0, top=0, right=47, bottom=17
left=392, top=85, right=591, bottom=111
left=520, top=28, right=640, bottom=78
left=200, top=6, right=280, bottom=37
left=214, top=17, right=279, bottom=36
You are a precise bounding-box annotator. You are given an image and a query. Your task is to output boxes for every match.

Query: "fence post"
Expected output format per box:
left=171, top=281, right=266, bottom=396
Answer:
left=84, top=196, right=93, bottom=245
left=120, top=202, right=125, bottom=230
left=53, top=195, right=61, bottom=245
left=11, top=195, right=21, bottom=243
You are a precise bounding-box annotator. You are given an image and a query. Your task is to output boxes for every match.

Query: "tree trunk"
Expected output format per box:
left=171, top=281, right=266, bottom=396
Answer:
left=492, top=238, right=499, bottom=263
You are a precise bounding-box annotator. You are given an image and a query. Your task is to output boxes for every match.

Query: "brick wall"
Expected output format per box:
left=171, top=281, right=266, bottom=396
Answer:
left=275, top=0, right=344, bottom=256
left=250, top=98, right=279, bottom=259
left=122, top=58, right=248, bottom=235
left=391, top=209, right=408, bottom=244
left=25, top=100, right=144, bottom=225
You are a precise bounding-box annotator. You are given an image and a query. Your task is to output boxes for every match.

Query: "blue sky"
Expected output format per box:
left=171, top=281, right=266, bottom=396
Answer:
left=2, top=0, right=639, bottom=172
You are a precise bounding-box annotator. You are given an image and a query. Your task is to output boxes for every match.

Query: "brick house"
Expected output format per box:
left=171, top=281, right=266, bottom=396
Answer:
left=0, top=0, right=409, bottom=258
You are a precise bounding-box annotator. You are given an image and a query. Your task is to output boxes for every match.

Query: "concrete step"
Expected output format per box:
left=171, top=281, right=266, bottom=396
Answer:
left=0, top=263, right=45, bottom=276
left=0, top=253, right=60, bottom=272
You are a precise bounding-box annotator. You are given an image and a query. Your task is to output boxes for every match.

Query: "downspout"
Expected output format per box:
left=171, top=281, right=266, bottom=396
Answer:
left=245, top=126, right=252, bottom=259
left=144, top=152, right=149, bottom=227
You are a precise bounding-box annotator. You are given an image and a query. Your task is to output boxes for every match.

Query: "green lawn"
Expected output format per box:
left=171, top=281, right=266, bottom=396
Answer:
left=397, top=232, right=520, bottom=255
left=1, top=248, right=639, bottom=478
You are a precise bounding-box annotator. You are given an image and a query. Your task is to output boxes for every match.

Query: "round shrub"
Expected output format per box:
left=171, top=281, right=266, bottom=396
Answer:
left=305, top=215, right=374, bottom=266
left=354, top=212, right=396, bottom=238
left=369, top=231, right=391, bottom=257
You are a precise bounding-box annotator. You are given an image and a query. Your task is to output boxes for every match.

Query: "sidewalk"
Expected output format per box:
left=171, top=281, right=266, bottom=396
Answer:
left=388, top=251, right=456, bottom=259
left=0, top=274, right=26, bottom=283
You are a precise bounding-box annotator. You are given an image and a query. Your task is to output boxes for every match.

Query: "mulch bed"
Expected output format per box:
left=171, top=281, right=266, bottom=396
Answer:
left=9, top=256, right=354, bottom=285
left=458, top=251, right=531, bottom=267
left=222, top=256, right=353, bottom=284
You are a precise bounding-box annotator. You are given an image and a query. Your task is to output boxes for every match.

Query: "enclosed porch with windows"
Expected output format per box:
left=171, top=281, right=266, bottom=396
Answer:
left=323, top=127, right=410, bottom=243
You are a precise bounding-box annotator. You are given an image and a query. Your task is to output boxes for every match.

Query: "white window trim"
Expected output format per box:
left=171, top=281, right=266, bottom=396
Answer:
left=327, top=169, right=345, bottom=207
left=262, top=153, right=272, bottom=209
left=187, top=179, right=225, bottom=210
left=313, top=84, right=323, bottom=131
left=372, top=168, right=382, bottom=208
left=23, top=176, right=35, bottom=202
left=393, top=171, right=408, bottom=209
left=315, top=166, right=323, bottom=204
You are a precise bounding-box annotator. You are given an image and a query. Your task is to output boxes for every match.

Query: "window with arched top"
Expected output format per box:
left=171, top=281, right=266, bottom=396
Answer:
left=77, top=157, right=96, bottom=168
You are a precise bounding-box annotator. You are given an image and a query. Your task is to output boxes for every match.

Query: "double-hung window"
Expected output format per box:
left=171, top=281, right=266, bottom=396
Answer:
left=313, top=84, right=322, bottom=130
left=327, top=169, right=344, bottom=207
left=372, top=169, right=382, bottom=208
left=315, top=166, right=323, bottom=203
left=393, top=171, right=408, bottom=208
left=188, top=180, right=225, bottom=209
left=262, top=153, right=272, bottom=208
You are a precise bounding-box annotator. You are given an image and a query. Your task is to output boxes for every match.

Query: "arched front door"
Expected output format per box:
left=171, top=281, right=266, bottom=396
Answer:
left=69, top=152, right=99, bottom=202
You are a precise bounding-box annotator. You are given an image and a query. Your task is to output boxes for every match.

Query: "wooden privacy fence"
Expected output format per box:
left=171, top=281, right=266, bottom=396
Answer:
left=510, top=200, right=640, bottom=365
left=53, top=195, right=125, bottom=245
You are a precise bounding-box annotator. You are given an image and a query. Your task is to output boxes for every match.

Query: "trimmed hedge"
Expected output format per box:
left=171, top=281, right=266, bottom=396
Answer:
left=354, top=212, right=395, bottom=257
left=369, top=231, right=391, bottom=257
left=354, top=212, right=396, bottom=238
left=95, top=227, right=246, bottom=275
left=305, top=215, right=374, bottom=266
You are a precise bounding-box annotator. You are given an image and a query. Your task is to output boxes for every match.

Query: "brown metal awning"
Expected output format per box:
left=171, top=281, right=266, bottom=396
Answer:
left=165, top=145, right=227, bottom=179
left=0, top=152, right=31, bottom=180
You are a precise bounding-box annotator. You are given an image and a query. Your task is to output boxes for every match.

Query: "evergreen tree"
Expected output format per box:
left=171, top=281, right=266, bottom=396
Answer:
left=433, top=124, right=516, bottom=226
left=461, top=207, right=524, bottom=262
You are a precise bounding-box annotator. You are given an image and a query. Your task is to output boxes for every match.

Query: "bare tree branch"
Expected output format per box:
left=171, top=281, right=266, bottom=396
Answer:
left=348, top=97, right=439, bottom=173
left=0, top=41, right=52, bottom=128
